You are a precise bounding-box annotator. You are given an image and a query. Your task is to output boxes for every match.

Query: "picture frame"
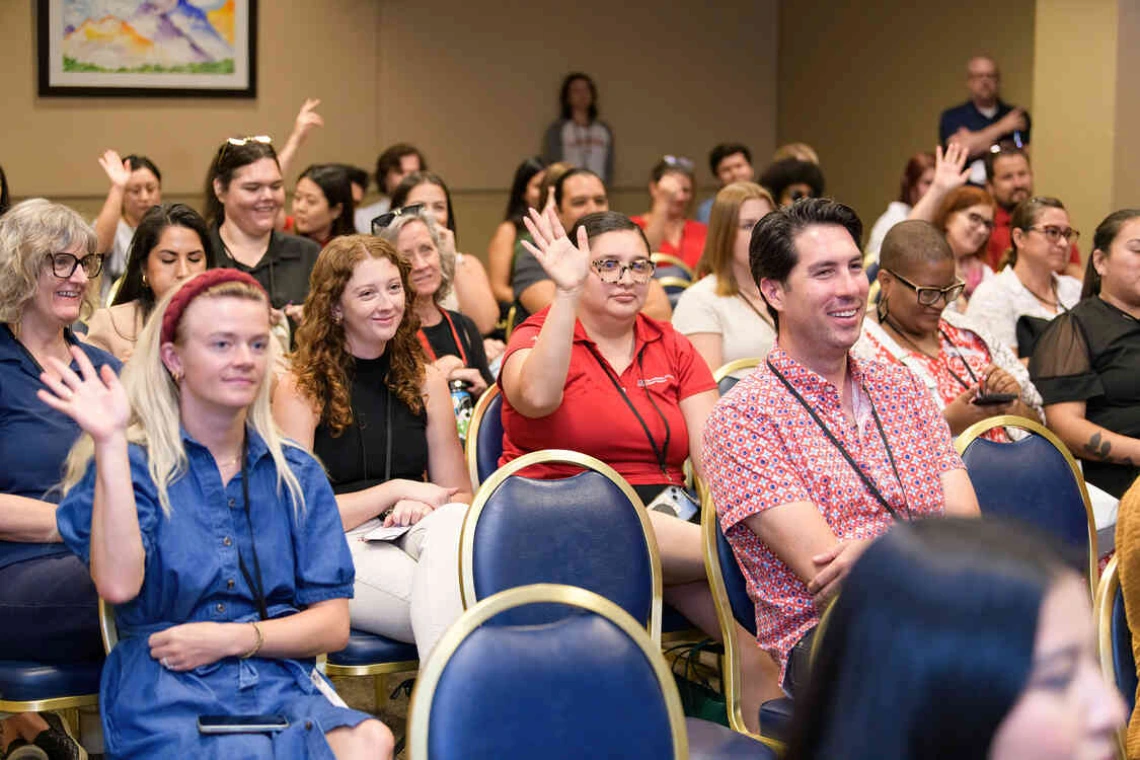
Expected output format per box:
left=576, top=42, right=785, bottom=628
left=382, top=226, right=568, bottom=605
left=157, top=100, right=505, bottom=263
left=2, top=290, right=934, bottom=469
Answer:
left=37, top=0, right=258, bottom=98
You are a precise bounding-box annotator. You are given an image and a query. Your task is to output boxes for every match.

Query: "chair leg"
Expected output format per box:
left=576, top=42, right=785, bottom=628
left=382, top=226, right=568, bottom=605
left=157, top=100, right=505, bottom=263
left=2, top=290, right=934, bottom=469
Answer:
left=374, top=674, right=389, bottom=714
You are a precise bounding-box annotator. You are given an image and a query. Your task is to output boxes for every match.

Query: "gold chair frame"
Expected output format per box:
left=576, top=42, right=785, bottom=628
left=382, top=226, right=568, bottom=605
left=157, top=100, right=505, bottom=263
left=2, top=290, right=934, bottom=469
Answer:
left=955, top=414, right=1100, bottom=596
left=407, top=583, right=688, bottom=760
left=656, top=276, right=692, bottom=294
left=650, top=253, right=695, bottom=279
left=1095, top=554, right=1129, bottom=760
left=712, top=357, right=763, bottom=386
left=463, top=384, right=502, bottom=492
left=458, top=449, right=664, bottom=643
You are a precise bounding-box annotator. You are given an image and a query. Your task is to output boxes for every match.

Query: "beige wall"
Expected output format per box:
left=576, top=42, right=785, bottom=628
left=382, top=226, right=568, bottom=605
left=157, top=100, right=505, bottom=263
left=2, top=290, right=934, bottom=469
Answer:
left=1, top=1, right=778, bottom=258
left=777, top=0, right=1036, bottom=239
left=1113, top=0, right=1140, bottom=211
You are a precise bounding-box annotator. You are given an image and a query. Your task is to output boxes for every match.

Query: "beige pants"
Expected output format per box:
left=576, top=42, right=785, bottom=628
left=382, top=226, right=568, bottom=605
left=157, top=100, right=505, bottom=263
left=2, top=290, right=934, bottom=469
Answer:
left=347, top=502, right=467, bottom=661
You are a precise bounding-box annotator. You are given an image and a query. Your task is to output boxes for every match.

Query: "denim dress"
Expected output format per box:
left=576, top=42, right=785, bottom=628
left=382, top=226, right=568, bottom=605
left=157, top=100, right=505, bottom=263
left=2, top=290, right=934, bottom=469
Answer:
left=57, top=428, right=372, bottom=758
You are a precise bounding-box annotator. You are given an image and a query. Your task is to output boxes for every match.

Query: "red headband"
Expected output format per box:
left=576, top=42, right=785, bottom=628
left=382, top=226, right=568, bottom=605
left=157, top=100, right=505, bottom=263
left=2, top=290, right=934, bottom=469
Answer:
left=160, top=269, right=267, bottom=345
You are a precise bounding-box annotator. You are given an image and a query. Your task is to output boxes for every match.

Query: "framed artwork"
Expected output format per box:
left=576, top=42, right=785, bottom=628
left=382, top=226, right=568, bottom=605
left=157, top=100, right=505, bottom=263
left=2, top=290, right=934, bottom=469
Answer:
left=37, top=0, right=257, bottom=98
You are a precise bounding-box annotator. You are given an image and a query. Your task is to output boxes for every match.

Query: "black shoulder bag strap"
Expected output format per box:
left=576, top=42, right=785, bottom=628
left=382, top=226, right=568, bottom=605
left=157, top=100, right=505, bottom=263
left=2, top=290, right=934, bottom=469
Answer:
left=586, top=344, right=671, bottom=480
left=766, top=359, right=910, bottom=521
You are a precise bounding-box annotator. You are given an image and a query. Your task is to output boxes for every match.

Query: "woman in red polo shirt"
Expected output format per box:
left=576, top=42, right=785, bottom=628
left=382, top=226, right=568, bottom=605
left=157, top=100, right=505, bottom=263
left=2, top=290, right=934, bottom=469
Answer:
left=499, top=207, right=778, bottom=729
left=631, top=156, right=708, bottom=270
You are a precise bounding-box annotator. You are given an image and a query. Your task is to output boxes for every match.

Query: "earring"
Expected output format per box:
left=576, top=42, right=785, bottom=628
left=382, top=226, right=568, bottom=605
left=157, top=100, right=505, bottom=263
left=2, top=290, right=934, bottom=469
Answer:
left=141, top=273, right=149, bottom=288
left=332, top=312, right=343, bottom=325
left=171, top=369, right=183, bottom=384
left=876, top=296, right=889, bottom=322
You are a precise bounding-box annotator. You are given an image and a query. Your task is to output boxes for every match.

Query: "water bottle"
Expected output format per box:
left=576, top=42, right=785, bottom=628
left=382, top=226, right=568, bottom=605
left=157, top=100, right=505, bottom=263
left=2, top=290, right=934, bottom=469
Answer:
left=449, top=380, right=474, bottom=444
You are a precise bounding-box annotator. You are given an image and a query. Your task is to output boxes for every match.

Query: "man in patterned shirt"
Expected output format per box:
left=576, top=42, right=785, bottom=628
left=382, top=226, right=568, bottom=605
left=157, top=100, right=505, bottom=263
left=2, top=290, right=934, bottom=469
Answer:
left=702, top=198, right=979, bottom=693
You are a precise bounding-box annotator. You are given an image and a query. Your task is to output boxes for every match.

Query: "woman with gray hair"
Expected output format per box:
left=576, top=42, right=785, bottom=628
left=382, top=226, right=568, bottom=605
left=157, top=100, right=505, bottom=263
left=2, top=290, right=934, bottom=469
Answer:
left=376, top=207, right=493, bottom=396
left=0, top=198, right=120, bottom=759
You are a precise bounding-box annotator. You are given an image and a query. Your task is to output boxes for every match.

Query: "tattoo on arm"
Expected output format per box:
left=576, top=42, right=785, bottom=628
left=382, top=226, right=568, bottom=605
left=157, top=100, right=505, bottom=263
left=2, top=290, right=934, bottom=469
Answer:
left=1083, top=432, right=1136, bottom=466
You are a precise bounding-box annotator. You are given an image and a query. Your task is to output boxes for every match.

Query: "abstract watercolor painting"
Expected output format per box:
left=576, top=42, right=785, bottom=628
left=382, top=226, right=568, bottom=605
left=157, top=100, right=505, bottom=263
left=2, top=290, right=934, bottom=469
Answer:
left=38, top=0, right=257, bottom=97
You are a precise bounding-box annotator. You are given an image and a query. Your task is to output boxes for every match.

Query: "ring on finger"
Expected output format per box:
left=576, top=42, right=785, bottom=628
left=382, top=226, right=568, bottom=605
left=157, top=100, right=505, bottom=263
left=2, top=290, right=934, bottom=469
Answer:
left=161, top=657, right=172, bottom=669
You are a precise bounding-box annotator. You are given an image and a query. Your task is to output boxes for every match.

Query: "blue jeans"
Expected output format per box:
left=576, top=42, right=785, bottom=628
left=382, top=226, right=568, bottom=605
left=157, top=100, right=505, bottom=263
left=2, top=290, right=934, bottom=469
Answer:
left=0, top=553, right=102, bottom=662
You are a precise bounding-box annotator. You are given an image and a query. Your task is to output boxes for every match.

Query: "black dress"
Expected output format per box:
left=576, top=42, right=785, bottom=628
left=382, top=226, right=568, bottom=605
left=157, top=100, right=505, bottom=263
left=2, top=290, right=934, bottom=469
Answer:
left=419, top=309, right=494, bottom=385
left=1030, top=296, right=1140, bottom=497
left=313, top=352, right=429, bottom=495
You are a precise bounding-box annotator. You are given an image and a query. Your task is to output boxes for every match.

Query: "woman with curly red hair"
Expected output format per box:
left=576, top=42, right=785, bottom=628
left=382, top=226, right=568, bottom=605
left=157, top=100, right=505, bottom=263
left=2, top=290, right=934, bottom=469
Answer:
left=272, top=234, right=471, bottom=659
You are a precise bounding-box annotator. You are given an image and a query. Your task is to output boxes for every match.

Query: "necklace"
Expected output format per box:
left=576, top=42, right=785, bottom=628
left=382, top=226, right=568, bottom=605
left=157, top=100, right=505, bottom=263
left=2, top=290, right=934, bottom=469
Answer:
left=881, top=318, right=939, bottom=359
left=882, top=318, right=979, bottom=391
left=737, top=289, right=774, bottom=327
left=1017, top=273, right=1060, bottom=309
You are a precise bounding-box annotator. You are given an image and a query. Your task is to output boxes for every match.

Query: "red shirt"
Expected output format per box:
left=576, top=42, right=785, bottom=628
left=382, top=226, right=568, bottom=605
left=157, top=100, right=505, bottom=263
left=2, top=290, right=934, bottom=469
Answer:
left=499, top=307, right=716, bottom=485
left=702, top=348, right=963, bottom=680
left=630, top=216, right=708, bottom=270
left=987, top=205, right=1080, bottom=270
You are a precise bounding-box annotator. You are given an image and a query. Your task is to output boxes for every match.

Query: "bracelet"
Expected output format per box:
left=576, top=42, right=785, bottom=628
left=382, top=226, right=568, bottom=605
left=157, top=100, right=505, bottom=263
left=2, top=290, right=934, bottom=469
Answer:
left=379, top=505, right=395, bottom=522
left=240, top=622, right=263, bottom=659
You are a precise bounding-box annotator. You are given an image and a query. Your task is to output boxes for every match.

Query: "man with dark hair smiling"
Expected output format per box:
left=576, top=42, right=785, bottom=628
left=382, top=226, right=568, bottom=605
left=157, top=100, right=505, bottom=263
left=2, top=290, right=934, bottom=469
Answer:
left=702, top=198, right=979, bottom=694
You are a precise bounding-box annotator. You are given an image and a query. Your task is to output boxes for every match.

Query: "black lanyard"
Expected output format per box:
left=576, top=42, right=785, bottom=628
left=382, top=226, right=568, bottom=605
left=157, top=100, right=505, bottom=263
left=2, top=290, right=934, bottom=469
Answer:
left=766, top=360, right=911, bottom=521
left=234, top=434, right=269, bottom=621
left=884, top=319, right=981, bottom=392
left=587, top=343, right=672, bottom=480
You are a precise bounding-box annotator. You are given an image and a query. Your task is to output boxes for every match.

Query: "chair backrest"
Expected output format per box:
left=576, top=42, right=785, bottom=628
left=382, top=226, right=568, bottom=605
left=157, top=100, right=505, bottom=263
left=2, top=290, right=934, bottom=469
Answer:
left=651, top=252, right=694, bottom=281
left=464, top=384, right=504, bottom=490
left=955, top=415, right=1099, bottom=593
left=713, top=357, right=762, bottom=397
left=460, top=450, right=662, bottom=639
left=408, top=584, right=686, bottom=760
left=504, top=303, right=519, bottom=341
left=1097, top=555, right=1137, bottom=720
left=99, top=598, right=118, bottom=653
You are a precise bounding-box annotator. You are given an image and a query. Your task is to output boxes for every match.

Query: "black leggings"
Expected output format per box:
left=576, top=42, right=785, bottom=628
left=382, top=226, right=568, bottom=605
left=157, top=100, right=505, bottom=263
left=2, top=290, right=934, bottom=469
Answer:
left=0, top=553, right=103, bottom=663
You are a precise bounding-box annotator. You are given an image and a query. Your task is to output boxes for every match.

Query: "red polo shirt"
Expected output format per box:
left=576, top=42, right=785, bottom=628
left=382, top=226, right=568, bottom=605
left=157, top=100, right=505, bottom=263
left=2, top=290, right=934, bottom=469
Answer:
left=499, top=307, right=716, bottom=485
left=987, top=205, right=1080, bottom=270
left=630, top=216, right=708, bottom=270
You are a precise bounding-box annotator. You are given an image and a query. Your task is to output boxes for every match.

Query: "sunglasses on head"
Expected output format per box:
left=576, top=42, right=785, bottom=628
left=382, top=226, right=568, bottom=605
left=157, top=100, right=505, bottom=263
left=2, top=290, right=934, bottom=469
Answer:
left=217, top=135, right=272, bottom=167
left=371, top=204, right=426, bottom=234
left=662, top=155, right=694, bottom=172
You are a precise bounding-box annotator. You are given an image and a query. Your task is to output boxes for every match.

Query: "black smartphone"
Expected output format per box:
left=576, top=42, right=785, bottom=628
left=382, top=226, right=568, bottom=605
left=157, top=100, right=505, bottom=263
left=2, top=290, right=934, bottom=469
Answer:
left=974, top=392, right=1018, bottom=406
left=197, top=715, right=290, bottom=734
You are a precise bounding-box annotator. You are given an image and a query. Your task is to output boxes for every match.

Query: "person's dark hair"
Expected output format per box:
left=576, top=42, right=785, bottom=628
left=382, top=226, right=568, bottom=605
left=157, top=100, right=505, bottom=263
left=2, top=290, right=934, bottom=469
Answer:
left=335, top=164, right=369, bottom=193
left=568, top=211, right=650, bottom=253
left=879, top=219, right=954, bottom=276
left=113, top=203, right=216, bottom=321
left=749, top=198, right=862, bottom=329
left=759, top=158, right=826, bottom=203
left=898, top=151, right=935, bottom=205
left=504, top=156, right=548, bottom=229
left=553, top=167, right=604, bottom=210
left=389, top=171, right=457, bottom=239
left=1082, top=208, right=1140, bottom=299
left=0, top=164, right=9, bottom=217
left=784, top=517, right=1079, bottom=760
left=984, top=141, right=1031, bottom=184
left=374, top=143, right=427, bottom=195
left=708, top=143, right=753, bottom=177
left=559, top=72, right=598, bottom=122
left=124, top=155, right=162, bottom=184
left=650, top=157, right=695, bottom=185
left=297, top=164, right=356, bottom=239
left=203, top=139, right=279, bottom=228
left=1006, top=196, right=1066, bottom=268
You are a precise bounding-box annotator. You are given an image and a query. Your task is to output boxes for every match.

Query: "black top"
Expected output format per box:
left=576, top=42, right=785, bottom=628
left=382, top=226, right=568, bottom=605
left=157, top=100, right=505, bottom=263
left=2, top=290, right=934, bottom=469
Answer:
left=421, top=309, right=494, bottom=385
left=210, top=227, right=320, bottom=311
left=312, top=352, right=428, bottom=495
left=1030, top=296, right=1140, bottom=497
left=938, top=99, right=1031, bottom=149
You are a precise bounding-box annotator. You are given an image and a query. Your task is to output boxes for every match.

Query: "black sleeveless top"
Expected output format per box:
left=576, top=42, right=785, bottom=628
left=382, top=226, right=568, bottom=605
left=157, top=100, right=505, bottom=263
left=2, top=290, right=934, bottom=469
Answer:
left=312, top=352, right=428, bottom=495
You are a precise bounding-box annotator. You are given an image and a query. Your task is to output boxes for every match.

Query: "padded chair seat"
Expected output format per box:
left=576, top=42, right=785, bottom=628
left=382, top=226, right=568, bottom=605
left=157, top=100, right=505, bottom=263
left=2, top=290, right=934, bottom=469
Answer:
left=327, top=629, right=417, bottom=666
left=0, top=660, right=102, bottom=702
left=685, top=717, right=779, bottom=759
left=759, top=697, right=794, bottom=744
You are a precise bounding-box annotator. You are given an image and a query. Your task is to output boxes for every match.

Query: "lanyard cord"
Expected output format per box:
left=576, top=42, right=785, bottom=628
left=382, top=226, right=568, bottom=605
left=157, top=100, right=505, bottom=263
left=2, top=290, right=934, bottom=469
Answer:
left=587, top=343, right=672, bottom=479
left=883, top=318, right=980, bottom=391
left=417, top=309, right=468, bottom=365
left=235, top=433, right=269, bottom=621
left=766, top=360, right=911, bottom=521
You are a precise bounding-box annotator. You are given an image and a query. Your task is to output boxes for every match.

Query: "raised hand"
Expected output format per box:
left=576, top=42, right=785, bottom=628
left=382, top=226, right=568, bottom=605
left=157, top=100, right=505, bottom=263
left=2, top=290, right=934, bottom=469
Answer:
left=652, top=173, right=684, bottom=212
left=98, top=149, right=132, bottom=189
left=931, top=143, right=971, bottom=193
left=520, top=206, right=591, bottom=294
left=37, top=346, right=130, bottom=444
left=292, top=98, right=324, bottom=140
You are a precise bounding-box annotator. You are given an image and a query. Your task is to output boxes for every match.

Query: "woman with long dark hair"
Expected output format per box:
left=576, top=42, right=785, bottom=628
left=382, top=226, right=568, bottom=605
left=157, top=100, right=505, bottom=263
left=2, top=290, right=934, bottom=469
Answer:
left=785, top=518, right=1123, bottom=760
left=487, top=157, right=547, bottom=305
left=541, top=73, right=614, bottom=185
left=85, top=203, right=216, bottom=361
left=287, top=164, right=356, bottom=248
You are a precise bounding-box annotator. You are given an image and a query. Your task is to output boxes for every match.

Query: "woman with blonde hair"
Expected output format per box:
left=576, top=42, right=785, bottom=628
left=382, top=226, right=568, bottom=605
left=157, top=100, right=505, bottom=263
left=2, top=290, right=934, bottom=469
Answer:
left=50, top=269, right=393, bottom=758
left=273, top=235, right=470, bottom=659
left=673, top=182, right=776, bottom=373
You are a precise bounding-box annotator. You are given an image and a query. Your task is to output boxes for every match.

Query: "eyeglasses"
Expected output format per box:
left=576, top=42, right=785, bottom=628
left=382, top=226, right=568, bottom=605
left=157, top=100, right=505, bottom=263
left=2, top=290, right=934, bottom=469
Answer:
left=884, top=269, right=965, bottom=306
left=966, top=212, right=995, bottom=231
left=662, top=155, right=694, bottom=172
left=45, top=252, right=104, bottom=279
left=591, top=258, right=656, bottom=284
left=217, top=135, right=272, bottom=166
left=1027, top=225, right=1080, bottom=245
left=371, top=204, right=426, bottom=234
